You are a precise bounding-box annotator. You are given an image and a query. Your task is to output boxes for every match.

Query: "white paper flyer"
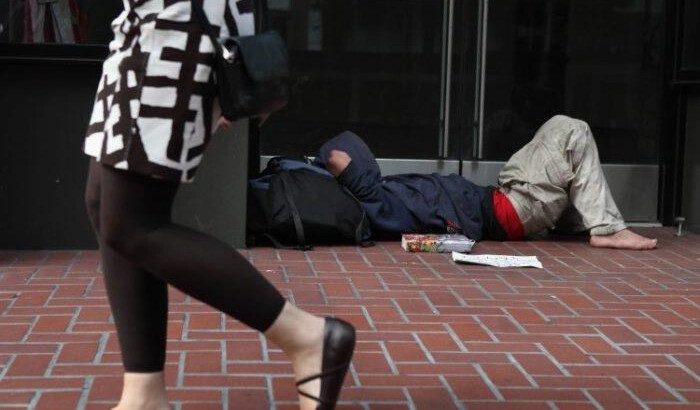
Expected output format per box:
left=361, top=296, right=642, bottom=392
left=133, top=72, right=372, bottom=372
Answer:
left=452, top=252, right=543, bottom=269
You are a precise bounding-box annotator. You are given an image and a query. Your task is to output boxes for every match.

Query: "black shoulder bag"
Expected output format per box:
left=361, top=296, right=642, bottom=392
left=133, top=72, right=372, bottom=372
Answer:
left=191, top=0, right=290, bottom=121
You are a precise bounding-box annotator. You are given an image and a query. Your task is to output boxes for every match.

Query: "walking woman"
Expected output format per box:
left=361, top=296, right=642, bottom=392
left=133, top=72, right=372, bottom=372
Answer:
left=82, top=1, right=355, bottom=409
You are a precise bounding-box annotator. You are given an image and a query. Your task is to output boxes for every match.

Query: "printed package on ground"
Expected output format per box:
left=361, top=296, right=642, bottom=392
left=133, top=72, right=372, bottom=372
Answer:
left=401, top=234, right=475, bottom=253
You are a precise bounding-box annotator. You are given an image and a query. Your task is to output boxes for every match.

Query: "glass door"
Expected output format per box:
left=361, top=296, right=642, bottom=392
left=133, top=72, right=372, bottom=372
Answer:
left=452, top=0, right=666, bottom=221
left=260, top=0, right=478, bottom=165
left=258, top=0, right=666, bottom=222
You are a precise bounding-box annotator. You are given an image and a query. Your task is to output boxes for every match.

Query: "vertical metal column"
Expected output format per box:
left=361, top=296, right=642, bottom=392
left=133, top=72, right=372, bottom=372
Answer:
left=438, top=0, right=455, bottom=158
left=472, top=0, right=489, bottom=159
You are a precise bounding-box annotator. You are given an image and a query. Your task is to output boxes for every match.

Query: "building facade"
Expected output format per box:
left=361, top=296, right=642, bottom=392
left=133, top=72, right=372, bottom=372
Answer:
left=1, top=0, right=698, bottom=248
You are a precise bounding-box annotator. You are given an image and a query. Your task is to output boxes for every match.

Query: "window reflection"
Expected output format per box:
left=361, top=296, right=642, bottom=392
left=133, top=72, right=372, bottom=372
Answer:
left=262, top=0, right=665, bottom=164
left=682, top=0, right=700, bottom=71
left=480, top=0, right=665, bottom=164
left=261, top=0, right=447, bottom=159
left=0, top=0, right=122, bottom=44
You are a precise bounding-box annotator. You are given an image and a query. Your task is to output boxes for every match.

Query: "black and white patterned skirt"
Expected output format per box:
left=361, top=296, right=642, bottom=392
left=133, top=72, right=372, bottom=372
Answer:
left=84, top=0, right=255, bottom=182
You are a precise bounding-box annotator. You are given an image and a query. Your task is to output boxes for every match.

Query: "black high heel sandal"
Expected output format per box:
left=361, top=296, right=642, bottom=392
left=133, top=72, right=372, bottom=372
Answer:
left=296, top=317, right=356, bottom=410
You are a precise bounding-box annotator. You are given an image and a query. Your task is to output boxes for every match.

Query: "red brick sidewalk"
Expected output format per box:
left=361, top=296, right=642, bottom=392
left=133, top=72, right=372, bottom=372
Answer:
left=1, top=228, right=699, bottom=409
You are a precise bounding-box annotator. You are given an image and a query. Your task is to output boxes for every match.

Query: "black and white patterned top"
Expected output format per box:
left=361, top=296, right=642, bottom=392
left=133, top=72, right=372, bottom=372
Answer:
left=84, top=0, right=255, bottom=182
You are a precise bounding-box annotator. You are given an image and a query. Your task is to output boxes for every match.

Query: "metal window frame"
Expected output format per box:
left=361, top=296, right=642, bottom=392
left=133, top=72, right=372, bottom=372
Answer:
left=659, top=0, right=700, bottom=226
left=0, top=44, right=108, bottom=65
left=673, top=0, right=700, bottom=83
left=439, top=0, right=489, bottom=160
left=438, top=0, right=455, bottom=158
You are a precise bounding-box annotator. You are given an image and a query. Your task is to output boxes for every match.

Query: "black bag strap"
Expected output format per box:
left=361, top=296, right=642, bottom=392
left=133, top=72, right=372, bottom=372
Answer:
left=340, top=185, right=369, bottom=245
left=278, top=172, right=313, bottom=251
left=262, top=233, right=298, bottom=250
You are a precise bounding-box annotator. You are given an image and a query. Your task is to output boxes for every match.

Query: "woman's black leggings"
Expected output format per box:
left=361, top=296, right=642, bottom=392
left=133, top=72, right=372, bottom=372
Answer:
left=84, top=160, right=286, bottom=372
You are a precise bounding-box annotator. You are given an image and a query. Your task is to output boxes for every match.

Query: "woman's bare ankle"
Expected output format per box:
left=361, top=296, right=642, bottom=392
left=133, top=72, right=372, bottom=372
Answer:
left=264, top=303, right=326, bottom=410
left=114, top=372, right=170, bottom=410
left=264, top=302, right=325, bottom=356
left=113, top=400, right=170, bottom=410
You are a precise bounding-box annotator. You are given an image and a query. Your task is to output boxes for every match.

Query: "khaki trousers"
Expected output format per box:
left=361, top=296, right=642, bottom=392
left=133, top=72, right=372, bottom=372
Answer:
left=499, top=115, right=626, bottom=237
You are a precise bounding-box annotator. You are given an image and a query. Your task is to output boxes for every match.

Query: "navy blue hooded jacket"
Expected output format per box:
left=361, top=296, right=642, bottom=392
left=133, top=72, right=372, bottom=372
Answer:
left=315, top=132, right=505, bottom=241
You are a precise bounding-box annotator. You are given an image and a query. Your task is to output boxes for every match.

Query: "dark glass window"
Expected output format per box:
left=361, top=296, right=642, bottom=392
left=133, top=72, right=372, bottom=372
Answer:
left=261, top=0, right=447, bottom=159
left=0, top=0, right=122, bottom=45
left=682, top=0, right=700, bottom=72
left=476, top=0, right=665, bottom=164
left=447, top=0, right=480, bottom=160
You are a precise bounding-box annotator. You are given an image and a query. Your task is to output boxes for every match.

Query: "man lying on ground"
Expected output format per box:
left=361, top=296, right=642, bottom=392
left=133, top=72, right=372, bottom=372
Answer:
left=314, top=115, right=657, bottom=250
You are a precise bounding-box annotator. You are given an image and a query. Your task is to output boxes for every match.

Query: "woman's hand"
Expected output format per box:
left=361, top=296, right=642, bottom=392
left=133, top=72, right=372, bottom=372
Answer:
left=214, top=112, right=272, bottom=132
left=214, top=116, right=232, bottom=132
left=257, top=112, right=271, bottom=127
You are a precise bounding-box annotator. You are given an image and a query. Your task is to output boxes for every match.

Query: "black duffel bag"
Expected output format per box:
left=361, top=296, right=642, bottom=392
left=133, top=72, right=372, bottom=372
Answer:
left=247, top=158, right=372, bottom=250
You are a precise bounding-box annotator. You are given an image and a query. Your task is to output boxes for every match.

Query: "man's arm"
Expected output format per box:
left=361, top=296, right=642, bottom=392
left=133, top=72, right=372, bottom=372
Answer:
left=327, top=150, right=419, bottom=233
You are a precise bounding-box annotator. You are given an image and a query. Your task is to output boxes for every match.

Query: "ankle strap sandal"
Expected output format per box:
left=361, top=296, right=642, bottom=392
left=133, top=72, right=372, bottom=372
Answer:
left=295, top=317, right=356, bottom=409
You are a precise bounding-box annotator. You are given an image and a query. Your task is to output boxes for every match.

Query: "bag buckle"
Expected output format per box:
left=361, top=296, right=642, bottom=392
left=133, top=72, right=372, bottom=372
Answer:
left=221, top=45, right=237, bottom=63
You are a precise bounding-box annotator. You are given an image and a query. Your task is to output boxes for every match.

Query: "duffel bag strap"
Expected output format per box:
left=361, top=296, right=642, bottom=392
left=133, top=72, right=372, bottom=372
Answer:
left=341, top=186, right=374, bottom=247
left=279, top=172, right=313, bottom=251
left=262, top=233, right=297, bottom=250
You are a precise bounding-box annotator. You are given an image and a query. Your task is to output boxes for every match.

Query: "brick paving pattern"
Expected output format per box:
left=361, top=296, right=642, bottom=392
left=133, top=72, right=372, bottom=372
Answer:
left=1, top=228, right=699, bottom=409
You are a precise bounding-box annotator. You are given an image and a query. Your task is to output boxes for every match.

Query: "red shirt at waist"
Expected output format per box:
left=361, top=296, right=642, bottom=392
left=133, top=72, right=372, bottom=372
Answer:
left=491, top=190, right=525, bottom=240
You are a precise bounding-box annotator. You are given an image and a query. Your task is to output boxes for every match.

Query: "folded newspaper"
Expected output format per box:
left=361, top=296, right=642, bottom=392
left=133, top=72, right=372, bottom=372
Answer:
left=401, top=234, right=475, bottom=253
left=452, top=252, right=543, bottom=269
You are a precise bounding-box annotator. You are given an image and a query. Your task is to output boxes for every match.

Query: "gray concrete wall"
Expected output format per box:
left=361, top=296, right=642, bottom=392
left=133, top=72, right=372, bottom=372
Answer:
left=173, top=120, right=250, bottom=248
left=0, top=63, right=100, bottom=249
left=683, top=90, right=700, bottom=233
left=0, top=61, right=250, bottom=249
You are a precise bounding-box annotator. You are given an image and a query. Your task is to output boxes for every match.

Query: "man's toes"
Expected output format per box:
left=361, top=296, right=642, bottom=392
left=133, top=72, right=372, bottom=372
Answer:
left=635, top=238, right=656, bottom=250
left=645, top=239, right=658, bottom=249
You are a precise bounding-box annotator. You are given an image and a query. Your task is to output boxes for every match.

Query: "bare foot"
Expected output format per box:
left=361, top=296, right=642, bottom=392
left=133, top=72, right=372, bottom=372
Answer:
left=214, top=116, right=231, bottom=132
left=590, top=229, right=657, bottom=250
